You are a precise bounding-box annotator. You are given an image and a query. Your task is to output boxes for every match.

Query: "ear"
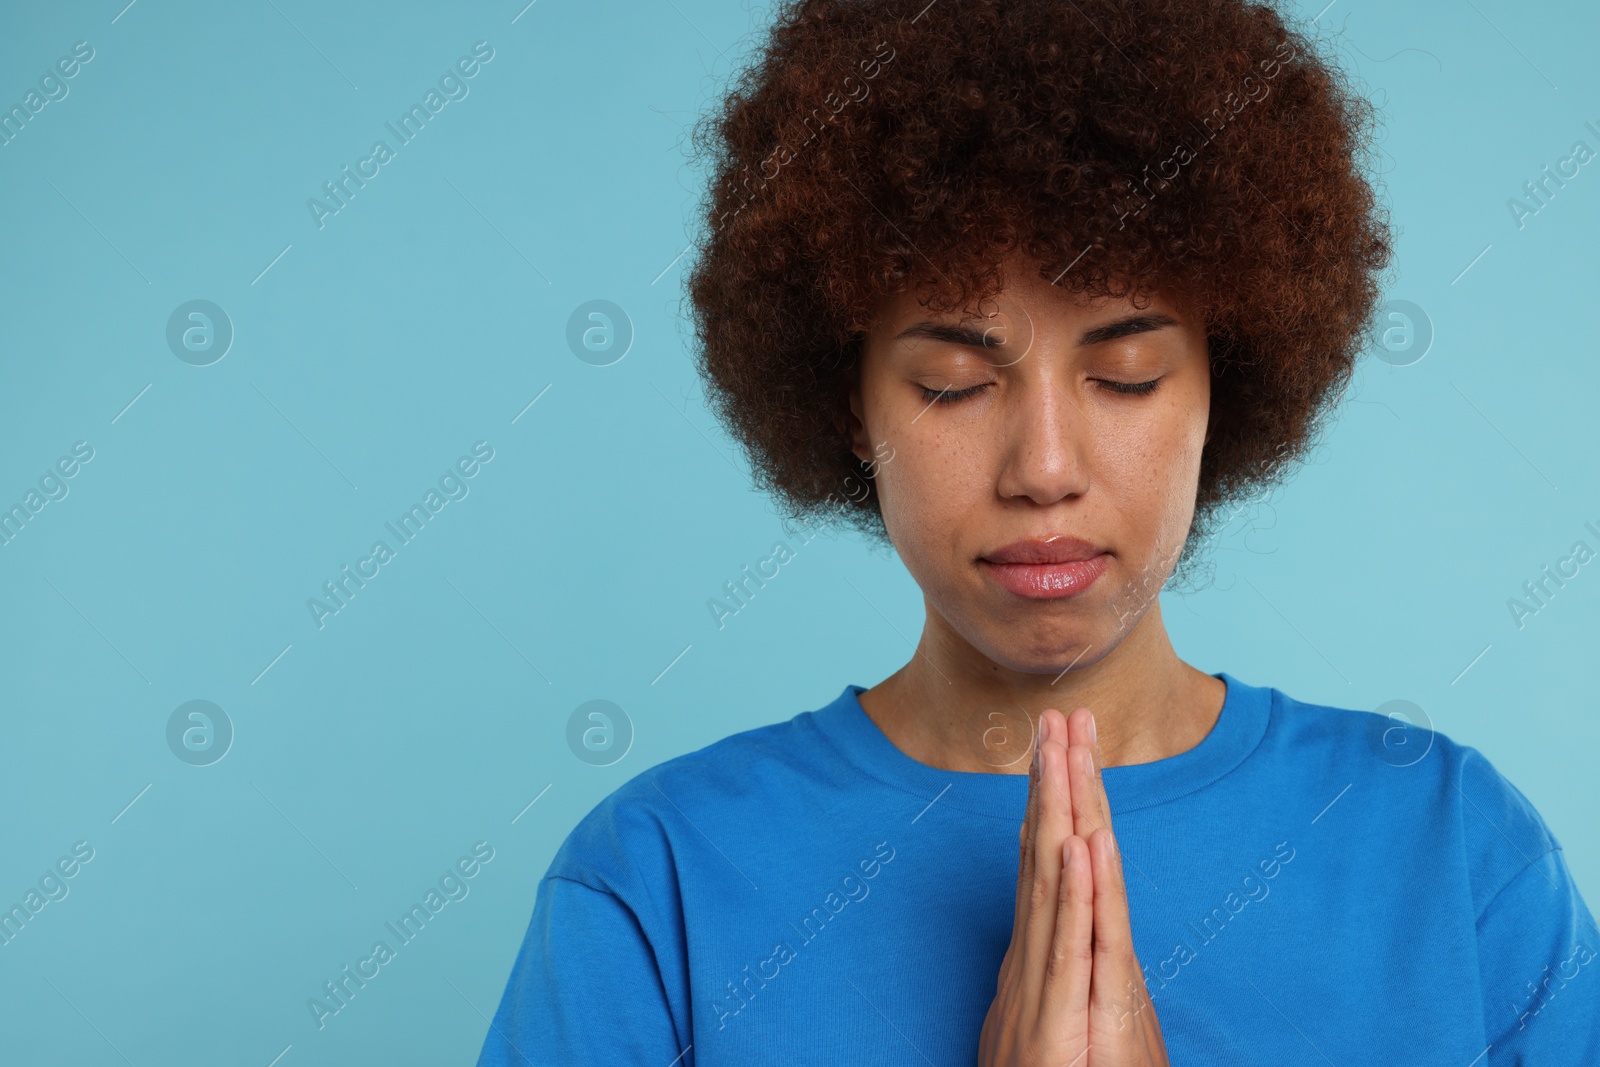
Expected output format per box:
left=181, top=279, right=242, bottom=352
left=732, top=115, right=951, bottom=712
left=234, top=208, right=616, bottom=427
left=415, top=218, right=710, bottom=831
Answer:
left=845, top=374, right=873, bottom=465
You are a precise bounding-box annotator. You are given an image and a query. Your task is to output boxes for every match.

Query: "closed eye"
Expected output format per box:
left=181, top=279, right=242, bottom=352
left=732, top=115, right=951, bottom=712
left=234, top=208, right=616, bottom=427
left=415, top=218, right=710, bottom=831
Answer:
left=919, top=383, right=991, bottom=405
left=918, top=378, right=1162, bottom=405
left=1097, top=378, right=1162, bottom=396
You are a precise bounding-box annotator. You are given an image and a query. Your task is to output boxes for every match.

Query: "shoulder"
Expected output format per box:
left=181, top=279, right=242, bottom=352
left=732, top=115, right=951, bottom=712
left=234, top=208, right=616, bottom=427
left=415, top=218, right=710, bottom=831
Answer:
left=542, top=688, right=851, bottom=896
left=1257, top=679, right=1562, bottom=911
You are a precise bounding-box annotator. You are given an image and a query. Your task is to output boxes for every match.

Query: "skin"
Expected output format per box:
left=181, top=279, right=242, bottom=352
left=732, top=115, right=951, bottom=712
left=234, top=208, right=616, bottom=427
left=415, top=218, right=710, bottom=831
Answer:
left=844, top=250, right=1225, bottom=1062
left=980, top=706, right=1168, bottom=1064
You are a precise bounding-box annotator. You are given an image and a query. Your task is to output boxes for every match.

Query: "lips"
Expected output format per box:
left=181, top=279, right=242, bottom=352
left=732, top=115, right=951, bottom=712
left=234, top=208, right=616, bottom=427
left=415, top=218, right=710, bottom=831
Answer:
left=981, top=537, right=1103, bottom=565
left=978, top=537, right=1108, bottom=599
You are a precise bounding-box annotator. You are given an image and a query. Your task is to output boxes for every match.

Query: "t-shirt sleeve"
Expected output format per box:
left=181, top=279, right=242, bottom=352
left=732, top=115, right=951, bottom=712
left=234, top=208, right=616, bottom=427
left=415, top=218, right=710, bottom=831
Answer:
left=1460, top=749, right=1600, bottom=1064
left=476, top=874, right=690, bottom=1067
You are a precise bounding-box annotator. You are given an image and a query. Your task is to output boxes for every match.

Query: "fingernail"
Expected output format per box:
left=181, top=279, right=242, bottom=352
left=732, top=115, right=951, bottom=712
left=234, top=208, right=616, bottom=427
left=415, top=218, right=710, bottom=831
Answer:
left=1087, top=711, right=1098, bottom=746
left=1038, top=711, right=1051, bottom=746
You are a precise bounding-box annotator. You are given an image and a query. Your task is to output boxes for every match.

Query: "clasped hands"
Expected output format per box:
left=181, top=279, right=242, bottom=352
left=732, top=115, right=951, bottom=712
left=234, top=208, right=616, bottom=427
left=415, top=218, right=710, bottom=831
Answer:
left=978, top=707, right=1170, bottom=1066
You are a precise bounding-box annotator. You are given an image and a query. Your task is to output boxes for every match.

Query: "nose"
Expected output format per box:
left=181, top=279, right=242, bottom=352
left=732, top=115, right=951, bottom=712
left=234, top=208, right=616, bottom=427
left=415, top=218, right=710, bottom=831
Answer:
left=994, top=373, right=1089, bottom=506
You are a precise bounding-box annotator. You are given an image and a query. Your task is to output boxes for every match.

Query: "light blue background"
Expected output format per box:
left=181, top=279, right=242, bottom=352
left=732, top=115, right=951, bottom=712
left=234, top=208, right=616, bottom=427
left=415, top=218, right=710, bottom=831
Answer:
left=1, top=0, right=1596, bottom=1062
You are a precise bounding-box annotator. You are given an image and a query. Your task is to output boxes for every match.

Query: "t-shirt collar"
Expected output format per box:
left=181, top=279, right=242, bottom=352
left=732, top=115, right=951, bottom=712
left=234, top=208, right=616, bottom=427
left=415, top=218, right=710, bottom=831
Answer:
left=809, top=671, right=1271, bottom=820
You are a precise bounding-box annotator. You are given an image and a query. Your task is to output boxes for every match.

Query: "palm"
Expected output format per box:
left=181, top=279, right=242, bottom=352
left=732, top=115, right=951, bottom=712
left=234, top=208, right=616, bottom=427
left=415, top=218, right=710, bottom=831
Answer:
left=978, top=706, right=1168, bottom=1067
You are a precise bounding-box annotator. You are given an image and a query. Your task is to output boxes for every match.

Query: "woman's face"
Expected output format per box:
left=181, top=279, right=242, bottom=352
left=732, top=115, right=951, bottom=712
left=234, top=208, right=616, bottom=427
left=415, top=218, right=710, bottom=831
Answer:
left=847, top=257, right=1212, bottom=674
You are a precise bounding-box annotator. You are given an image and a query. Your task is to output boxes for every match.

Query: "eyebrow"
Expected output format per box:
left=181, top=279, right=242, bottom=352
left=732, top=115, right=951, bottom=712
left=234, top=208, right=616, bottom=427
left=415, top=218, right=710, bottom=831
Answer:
left=893, top=312, right=1179, bottom=350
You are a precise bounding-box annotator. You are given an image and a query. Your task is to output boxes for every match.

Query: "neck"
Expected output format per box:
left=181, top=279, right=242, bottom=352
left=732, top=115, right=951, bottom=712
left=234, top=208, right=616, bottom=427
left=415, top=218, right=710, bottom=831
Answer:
left=856, top=598, right=1225, bottom=774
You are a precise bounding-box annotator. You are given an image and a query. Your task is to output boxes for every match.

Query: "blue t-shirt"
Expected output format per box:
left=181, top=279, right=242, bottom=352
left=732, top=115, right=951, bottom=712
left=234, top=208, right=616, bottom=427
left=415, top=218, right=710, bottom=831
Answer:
left=477, top=672, right=1600, bottom=1064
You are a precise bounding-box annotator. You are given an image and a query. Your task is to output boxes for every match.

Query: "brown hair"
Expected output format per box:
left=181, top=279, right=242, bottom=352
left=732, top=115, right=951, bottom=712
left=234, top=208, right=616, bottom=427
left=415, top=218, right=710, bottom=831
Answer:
left=685, top=0, right=1393, bottom=582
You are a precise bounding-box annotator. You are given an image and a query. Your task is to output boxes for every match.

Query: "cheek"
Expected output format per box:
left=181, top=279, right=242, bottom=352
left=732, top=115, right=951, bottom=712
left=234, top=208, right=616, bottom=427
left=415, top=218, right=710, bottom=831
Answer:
left=1151, top=416, right=1208, bottom=510
left=1107, top=389, right=1206, bottom=485
left=1105, top=416, right=1206, bottom=565
left=874, top=432, right=984, bottom=551
left=873, top=446, right=938, bottom=538
left=1119, top=432, right=1198, bottom=504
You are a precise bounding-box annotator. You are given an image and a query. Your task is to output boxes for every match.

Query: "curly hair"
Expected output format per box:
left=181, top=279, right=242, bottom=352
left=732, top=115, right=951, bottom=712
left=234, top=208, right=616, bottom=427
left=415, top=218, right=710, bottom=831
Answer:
left=684, top=0, right=1393, bottom=583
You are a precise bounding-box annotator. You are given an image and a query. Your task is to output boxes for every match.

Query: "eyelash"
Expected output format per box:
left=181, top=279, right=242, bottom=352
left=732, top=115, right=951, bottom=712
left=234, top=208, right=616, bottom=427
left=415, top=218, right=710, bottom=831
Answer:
left=1101, top=378, right=1162, bottom=396
left=917, top=378, right=1162, bottom=404
left=921, top=384, right=989, bottom=405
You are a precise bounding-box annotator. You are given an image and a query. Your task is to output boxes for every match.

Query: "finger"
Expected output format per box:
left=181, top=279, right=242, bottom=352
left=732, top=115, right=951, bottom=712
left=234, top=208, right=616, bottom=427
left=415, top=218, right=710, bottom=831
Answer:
left=1087, top=711, right=1116, bottom=838
left=1019, top=710, right=1066, bottom=909
left=1013, top=711, right=1046, bottom=936
left=1065, top=705, right=1092, bottom=752
left=1087, top=826, right=1146, bottom=1032
left=1019, top=732, right=1070, bottom=1012
left=1066, top=707, right=1115, bottom=841
left=1002, top=710, right=1046, bottom=999
left=1067, top=744, right=1105, bottom=844
left=1037, top=709, right=1073, bottom=817
left=1042, top=832, right=1094, bottom=1012
left=1089, top=827, right=1133, bottom=957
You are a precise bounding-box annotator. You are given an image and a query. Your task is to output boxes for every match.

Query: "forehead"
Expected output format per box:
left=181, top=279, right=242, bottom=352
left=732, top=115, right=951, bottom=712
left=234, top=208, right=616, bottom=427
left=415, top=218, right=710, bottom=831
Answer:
left=869, top=253, right=1194, bottom=330
left=867, top=271, right=1192, bottom=345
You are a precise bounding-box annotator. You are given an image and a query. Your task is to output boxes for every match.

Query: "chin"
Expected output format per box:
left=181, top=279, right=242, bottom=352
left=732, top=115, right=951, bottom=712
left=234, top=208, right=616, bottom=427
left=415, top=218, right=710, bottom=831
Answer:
left=965, top=615, right=1109, bottom=676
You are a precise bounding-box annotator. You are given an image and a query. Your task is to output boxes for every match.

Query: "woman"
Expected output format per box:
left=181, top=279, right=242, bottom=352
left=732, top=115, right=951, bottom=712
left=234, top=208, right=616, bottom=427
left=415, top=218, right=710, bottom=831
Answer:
left=478, top=0, right=1600, bottom=1062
